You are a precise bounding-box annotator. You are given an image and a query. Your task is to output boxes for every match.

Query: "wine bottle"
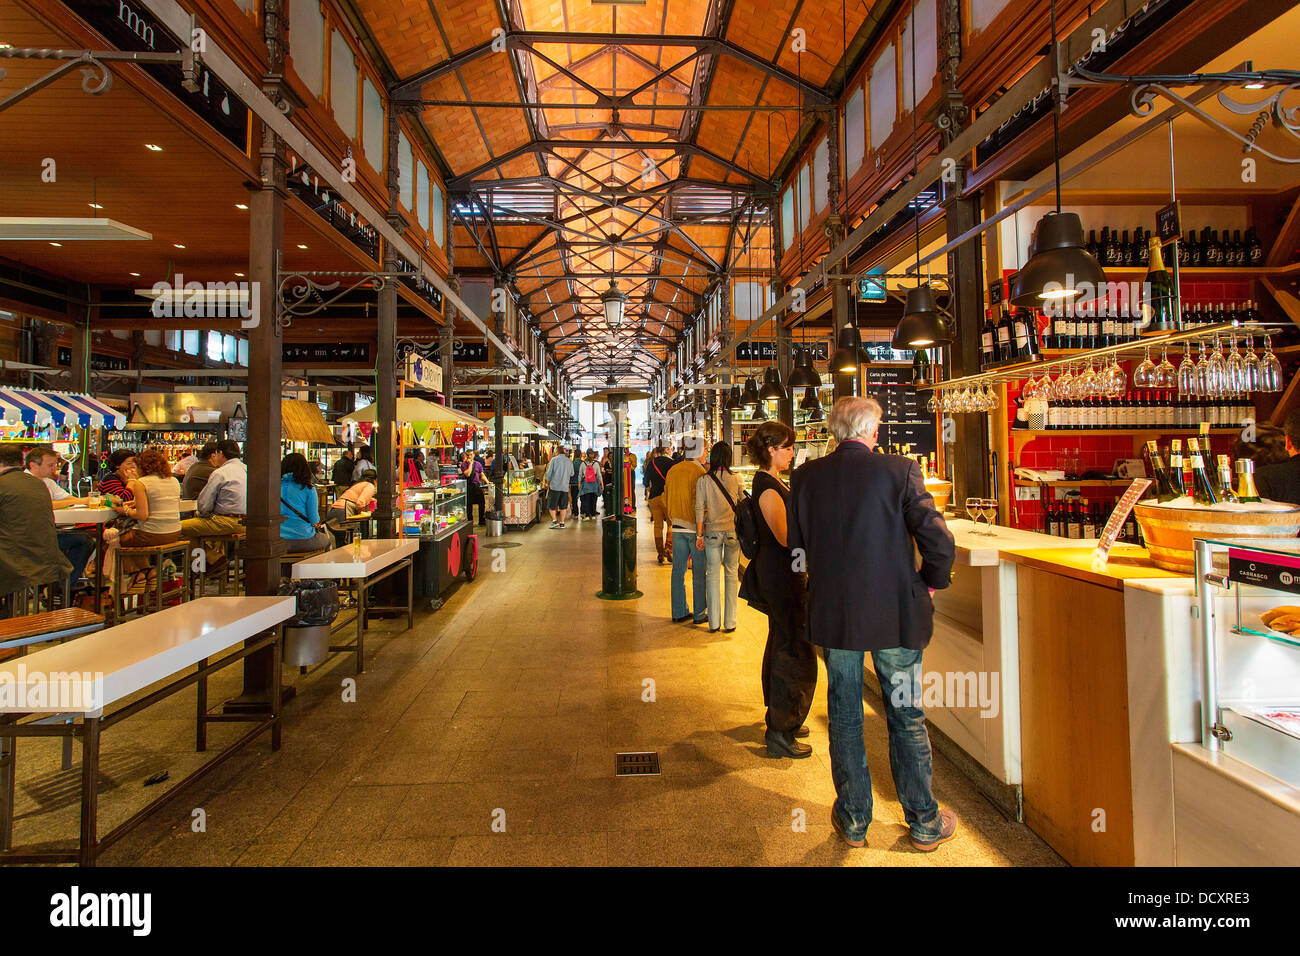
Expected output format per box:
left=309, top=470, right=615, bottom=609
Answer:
left=1245, top=227, right=1264, bottom=266
left=1187, top=438, right=1218, bottom=505
left=1207, top=228, right=1224, bottom=267
left=1099, top=227, right=1113, bottom=266
left=1235, top=458, right=1262, bottom=502
left=1144, top=236, right=1175, bottom=332
left=981, top=311, right=996, bottom=367
left=996, top=305, right=1014, bottom=362
left=1086, top=229, right=1099, bottom=261
left=1066, top=501, right=1083, bottom=539
left=1105, top=227, right=1120, bottom=267
left=1136, top=227, right=1150, bottom=267
left=1082, top=501, right=1097, bottom=538
left=1179, top=233, right=1191, bottom=267
left=1146, top=440, right=1179, bottom=502
left=1217, top=455, right=1238, bottom=503
left=1013, top=306, right=1032, bottom=359
left=1168, top=439, right=1187, bottom=497
left=1018, top=307, right=1041, bottom=359
left=1230, top=229, right=1245, bottom=267
left=1046, top=499, right=1061, bottom=536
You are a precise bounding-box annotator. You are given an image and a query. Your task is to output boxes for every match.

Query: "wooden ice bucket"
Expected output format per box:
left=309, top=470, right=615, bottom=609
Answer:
left=1132, top=502, right=1300, bottom=573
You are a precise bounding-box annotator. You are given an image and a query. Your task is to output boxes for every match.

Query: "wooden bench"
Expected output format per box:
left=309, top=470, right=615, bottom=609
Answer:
left=0, top=595, right=295, bottom=866
left=291, top=538, right=418, bottom=674
left=0, top=608, right=105, bottom=653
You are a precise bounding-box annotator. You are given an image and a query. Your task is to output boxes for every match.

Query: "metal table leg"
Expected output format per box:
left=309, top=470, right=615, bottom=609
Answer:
left=0, top=717, right=14, bottom=852
left=407, top=559, right=413, bottom=631
left=78, top=717, right=100, bottom=867
left=356, top=574, right=367, bottom=674
left=271, top=626, right=283, bottom=752
left=196, top=656, right=208, bottom=752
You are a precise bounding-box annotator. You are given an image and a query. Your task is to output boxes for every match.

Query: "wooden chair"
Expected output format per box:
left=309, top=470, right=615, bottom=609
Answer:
left=112, top=541, right=192, bottom=622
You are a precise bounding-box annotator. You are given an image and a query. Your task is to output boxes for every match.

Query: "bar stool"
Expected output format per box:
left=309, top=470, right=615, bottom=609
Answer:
left=112, top=541, right=192, bottom=622
left=192, top=532, right=246, bottom=597
left=278, top=545, right=329, bottom=579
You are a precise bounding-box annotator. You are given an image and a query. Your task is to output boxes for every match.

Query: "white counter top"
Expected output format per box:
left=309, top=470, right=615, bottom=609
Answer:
left=290, top=537, right=419, bottom=579
left=945, top=517, right=1097, bottom=566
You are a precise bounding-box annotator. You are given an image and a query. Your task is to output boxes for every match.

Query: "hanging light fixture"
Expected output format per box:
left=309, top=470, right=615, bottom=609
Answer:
left=751, top=399, right=769, bottom=421
left=799, top=386, right=820, bottom=411
left=892, top=3, right=952, bottom=351
left=725, top=384, right=743, bottom=410
left=829, top=320, right=868, bottom=375
left=1009, top=0, right=1105, bottom=307
left=741, top=375, right=761, bottom=407
left=759, top=366, right=787, bottom=401
left=601, top=279, right=627, bottom=328
left=787, top=346, right=820, bottom=388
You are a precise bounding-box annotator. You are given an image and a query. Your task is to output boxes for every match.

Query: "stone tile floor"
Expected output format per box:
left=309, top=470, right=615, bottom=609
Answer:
left=9, top=508, right=1063, bottom=866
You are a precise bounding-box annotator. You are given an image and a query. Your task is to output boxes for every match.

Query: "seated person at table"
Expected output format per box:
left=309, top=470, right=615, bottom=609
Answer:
left=1255, top=409, right=1300, bottom=505
left=25, top=445, right=94, bottom=591
left=182, top=441, right=221, bottom=500
left=0, top=444, right=71, bottom=601
left=98, top=449, right=137, bottom=503
left=280, top=452, right=331, bottom=553
left=110, top=448, right=183, bottom=588
left=325, top=480, right=376, bottom=545
left=181, top=440, right=246, bottom=566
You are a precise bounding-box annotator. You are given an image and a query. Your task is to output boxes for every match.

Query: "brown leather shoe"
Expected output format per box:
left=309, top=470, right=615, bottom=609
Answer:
left=831, top=811, right=866, bottom=848
left=911, top=809, right=958, bottom=851
left=793, top=725, right=810, bottom=738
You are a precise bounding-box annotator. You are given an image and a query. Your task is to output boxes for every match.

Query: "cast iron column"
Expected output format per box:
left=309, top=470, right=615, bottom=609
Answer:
left=945, top=172, right=991, bottom=500
left=491, top=274, right=505, bottom=520
left=374, top=115, right=403, bottom=539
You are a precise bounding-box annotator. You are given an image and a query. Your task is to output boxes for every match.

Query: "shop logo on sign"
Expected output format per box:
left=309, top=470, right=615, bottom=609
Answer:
left=117, top=0, right=156, bottom=49
left=147, top=273, right=259, bottom=329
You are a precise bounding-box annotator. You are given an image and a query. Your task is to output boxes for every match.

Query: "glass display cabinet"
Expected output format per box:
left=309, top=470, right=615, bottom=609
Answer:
left=732, top=465, right=758, bottom=495
left=401, top=478, right=478, bottom=607
left=1196, top=538, right=1300, bottom=788
left=503, top=468, right=541, bottom=527
left=401, top=479, right=468, bottom=538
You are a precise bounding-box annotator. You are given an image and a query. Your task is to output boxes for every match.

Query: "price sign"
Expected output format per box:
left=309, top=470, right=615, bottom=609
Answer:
left=1156, top=200, right=1182, bottom=243
left=1228, top=546, right=1300, bottom=595
left=1091, top=479, right=1152, bottom=572
left=988, top=278, right=1005, bottom=306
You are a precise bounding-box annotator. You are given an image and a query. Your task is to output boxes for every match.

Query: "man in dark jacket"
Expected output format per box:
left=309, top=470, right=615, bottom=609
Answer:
left=182, top=442, right=221, bottom=500
left=0, top=444, right=71, bottom=602
left=1255, top=408, right=1300, bottom=505
left=644, top=446, right=676, bottom=563
left=788, top=396, right=957, bottom=852
left=331, top=447, right=356, bottom=488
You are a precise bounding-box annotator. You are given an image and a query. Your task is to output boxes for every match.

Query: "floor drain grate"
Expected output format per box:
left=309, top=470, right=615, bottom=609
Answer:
left=615, top=752, right=661, bottom=776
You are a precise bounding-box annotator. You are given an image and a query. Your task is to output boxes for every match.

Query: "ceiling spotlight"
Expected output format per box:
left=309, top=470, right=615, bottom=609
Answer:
left=235, top=203, right=249, bottom=210
left=88, top=203, right=104, bottom=210
left=1010, top=212, right=1105, bottom=306
left=799, top=386, right=820, bottom=412
left=741, top=376, right=761, bottom=408
left=129, top=271, right=140, bottom=277
left=49, top=241, right=62, bottom=247
left=297, top=243, right=308, bottom=249
left=144, top=144, right=163, bottom=152
left=173, top=243, right=186, bottom=249
left=830, top=320, right=869, bottom=374
left=787, top=347, right=820, bottom=388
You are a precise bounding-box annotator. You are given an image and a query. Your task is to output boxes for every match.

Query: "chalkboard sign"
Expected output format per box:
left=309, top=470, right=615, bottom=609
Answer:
left=864, top=366, right=937, bottom=457
left=988, top=278, right=1006, bottom=306
left=1156, top=200, right=1182, bottom=243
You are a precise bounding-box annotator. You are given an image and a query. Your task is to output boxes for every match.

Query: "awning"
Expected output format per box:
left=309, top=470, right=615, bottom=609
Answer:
left=341, top=397, right=483, bottom=428
left=481, top=415, right=546, bottom=435
left=0, top=388, right=125, bottom=429
left=281, top=399, right=336, bottom=444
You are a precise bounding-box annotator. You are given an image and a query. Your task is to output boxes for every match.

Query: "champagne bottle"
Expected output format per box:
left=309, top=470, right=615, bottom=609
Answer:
left=1235, top=458, right=1262, bottom=502
left=1145, top=439, right=1179, bottom=502
left=1217, top=455, right=1238, bottom=503
left=1168, top=439, right=1187, bottom=497
left=1187, top=438, right=1218, bottom=505
left=1144, top=236, right=1175, bottom=331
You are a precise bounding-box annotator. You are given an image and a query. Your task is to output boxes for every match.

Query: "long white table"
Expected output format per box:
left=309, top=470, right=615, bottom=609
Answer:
left=54, top=506, right=118, bottom=599
left=0, top=595, right=295, bottom=865
left=291, top=538, right=418, bottom=673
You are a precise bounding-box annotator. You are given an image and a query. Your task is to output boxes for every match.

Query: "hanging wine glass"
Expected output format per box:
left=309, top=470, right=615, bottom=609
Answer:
left=1194, top=341, right=1211, bottom=396
left=983, top=384, right=999, bottom=411
left=1133, top=346, right=1155, bottom=388
left=1078, top=358, right=1098, bottom=397
left=1056, top=364, right=1075, bottom=400
left=926, top=392, right=938, bottom=414
left=1177, top=348, right=1195, bottom=396
left=1263, top=335, right=1283, bottom=392
left=1155, top=346, right=1176, bottom=390
left=1207, top=336, right=1228, bottom=398
left=1244, top=336, right=1262, bottom=392
left=1226, top=335, right=1245, bottom=396
left=1021, top=373, right=1039, bottom=402
left=1107, top=354, right=1128, bottom=395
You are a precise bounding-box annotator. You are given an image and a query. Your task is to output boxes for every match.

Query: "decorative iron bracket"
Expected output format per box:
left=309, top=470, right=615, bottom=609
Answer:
left=275, top=260, right=418, bottom=335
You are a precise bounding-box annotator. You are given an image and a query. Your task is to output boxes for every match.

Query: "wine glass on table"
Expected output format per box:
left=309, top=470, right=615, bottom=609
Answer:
left=965, top=497, right=983, bottom=534
left=980, top=498, right=1000, bottom=535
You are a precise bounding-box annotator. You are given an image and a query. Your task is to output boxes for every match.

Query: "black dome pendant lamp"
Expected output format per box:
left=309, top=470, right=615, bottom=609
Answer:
left=759, top=366, right=787, bottom=401
left=787, top=346, right=820, bottom=388
left=741, top=375, right=761, bottom=407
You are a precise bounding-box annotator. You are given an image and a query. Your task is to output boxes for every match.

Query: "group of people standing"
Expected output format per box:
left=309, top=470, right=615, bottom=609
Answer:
left=652, top=397, right=960, bottom=852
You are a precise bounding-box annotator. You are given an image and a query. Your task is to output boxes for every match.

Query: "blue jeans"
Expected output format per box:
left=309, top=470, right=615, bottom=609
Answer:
left=670, top=531, right=706, bottom=621
left=825, top=646, right=941, bottom=843
left=57, top=531, right=94, bottom=590
left=703, top=530, right=739, bottom=630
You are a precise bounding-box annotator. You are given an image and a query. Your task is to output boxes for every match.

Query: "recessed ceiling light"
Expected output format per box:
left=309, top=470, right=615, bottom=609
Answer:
left=174, top=243, right=185, bottom=249
left=235, top=203, right=248, bottom=210
left=144, top=144, right=163, bottom=152
left=235, top=272, right=245, bottom=277
left=88, top=203, right=104, bottom=210
left=129, top=272, right=140, bottom=277
left=297, top=243, right=308, bottom=249
left=49, top=242, right=62, bottom=247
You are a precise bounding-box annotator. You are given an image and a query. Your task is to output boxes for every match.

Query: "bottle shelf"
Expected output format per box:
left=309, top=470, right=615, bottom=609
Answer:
left=1011, top=426, right=1240, bottom=454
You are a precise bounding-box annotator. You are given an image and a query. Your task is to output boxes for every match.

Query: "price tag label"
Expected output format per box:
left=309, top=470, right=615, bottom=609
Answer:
left=1228, top=546, right=1300, bottom=595
left=1156, top=200, right=1182, bottom=243
left=1091, top=479, right=1152, bottom=572
left=988, top=278, right=1005, bottom=306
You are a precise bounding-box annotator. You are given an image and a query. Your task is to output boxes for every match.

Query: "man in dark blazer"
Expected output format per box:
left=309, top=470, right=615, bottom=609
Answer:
left=1255, top=408, right=1300, bottom=505
left=788, top=395, right=957, bottom=851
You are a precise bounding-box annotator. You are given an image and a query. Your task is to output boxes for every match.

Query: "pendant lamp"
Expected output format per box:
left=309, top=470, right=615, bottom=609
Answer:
left=799, top=386, right=820, bottom=411
left=741, top=376, right=761, bottom=407
left=725, top=384, right=743, bottom=410
left=892, top=284, right=951, bottom=349
left=759, top=366, right=787, bottom=401
left=787, top=347, right=820, bottom=388
left=829, top=321, right=869, bottom=375
left=751, top=400, right=769, bottom=421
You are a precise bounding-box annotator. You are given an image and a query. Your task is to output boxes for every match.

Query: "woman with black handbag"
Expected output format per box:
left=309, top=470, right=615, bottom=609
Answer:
left=746, top=421, right=817, bottom=759
left=280, top=453, right=332, bottom=552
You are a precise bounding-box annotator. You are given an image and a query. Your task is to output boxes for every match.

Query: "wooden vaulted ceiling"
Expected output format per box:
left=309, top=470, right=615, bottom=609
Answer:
left=353, top=0, right=884, bottom=385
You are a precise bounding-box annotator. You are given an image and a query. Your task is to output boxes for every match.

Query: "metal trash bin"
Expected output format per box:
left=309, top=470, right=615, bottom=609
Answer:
left=486, top=510, right=504, bottom=537
left=278, top=578, right=339, bottom=667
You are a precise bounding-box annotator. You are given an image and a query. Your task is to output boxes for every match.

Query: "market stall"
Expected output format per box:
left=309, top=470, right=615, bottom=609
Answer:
left=482, top=415, right=546, bottom=528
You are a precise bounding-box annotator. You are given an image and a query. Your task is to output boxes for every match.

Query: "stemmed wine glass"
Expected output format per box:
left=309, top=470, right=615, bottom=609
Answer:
left=1262, top=335, right=1283, bottom=392
left=1078, top=358, right=1098, bottom=397
left=1207, top=336, right=1228, bottom=398
left=1177, top=348, right=1196, bottom=396
left=1226, top=336, right=1245, bottom=396
left=1194, top=341, right=1211, bottom=396
left=1133, top=346, right=1156, bottom=388
left=1056, top=364, right=1075, bottom=400
left=980, top=498, right=999, bottom=535
left=965, top=496, right=984, bottom=532
left=1155, top=346, right=1177, bottom=390
left=1244, top=337, right=1262, bottom=392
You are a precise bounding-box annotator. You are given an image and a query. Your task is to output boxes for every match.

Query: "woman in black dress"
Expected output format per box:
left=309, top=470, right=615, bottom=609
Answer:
left=747, top=421, right=818, bottom=758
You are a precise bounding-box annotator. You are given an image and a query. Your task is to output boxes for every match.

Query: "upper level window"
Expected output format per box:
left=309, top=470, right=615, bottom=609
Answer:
left=869, top=43, right=897, bottom=150
left=900, top=1, right=938, bottom=112
left=289, top=0, right=325, bottom=97
left=330, top=29, right=358, bottom=139
left=398, top=131, right=413, bottom=211
left=430, top=181, right=445, bottom=247
left=362, top=77, right=384, bottom=173
left=781, top=187, right=795, bottom=250
left=970, top=0, right=1012, bottom=33
left=812, top=137, right=830, bottom=214
left=416, top=161, right=431, bottom=231
left=844, top=86, right=865, bottom=178
left=796, top=165, right=811, bottom=232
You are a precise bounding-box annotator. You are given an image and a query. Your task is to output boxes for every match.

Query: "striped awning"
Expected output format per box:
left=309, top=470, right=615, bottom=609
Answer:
left=0, top=389, right=125, bottom=429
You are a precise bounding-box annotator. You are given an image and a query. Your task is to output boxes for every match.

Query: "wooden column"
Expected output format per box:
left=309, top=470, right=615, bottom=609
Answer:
left=373, top=113, right=403, bottom=539
left=774, top=278, right=793, bottom=426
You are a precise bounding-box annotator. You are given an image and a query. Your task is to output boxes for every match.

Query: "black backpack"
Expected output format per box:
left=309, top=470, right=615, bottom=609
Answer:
left=710, top=472, right=760, bottom=559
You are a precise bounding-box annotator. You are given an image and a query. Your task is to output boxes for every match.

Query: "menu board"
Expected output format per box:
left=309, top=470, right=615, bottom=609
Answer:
left=865, top=366, right=937, bottom=458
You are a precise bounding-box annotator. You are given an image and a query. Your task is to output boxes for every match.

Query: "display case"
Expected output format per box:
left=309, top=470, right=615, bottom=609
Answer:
left=1197, top=538, right=1300, bottom=788
left=401, top=479, right=469, bottom=539
left=732, top=465, right=757, bottom=495
left=503, top=468, right=541, bottom=527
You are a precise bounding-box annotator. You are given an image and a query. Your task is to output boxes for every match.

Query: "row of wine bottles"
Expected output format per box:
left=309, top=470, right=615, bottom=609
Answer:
left=1043, top=497, right=1141, bottom=543
left=1040, top=394, right=1253, bottom=431
left=1144, top=435, right=1261, bottom=505
left=1087, top=226, right=1264, bottom=268
left=980, top=305, right=1041, bottom=368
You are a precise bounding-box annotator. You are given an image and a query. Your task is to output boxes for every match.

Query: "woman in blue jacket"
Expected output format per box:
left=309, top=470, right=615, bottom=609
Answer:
left=280, top=453, right=331, bottom=552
